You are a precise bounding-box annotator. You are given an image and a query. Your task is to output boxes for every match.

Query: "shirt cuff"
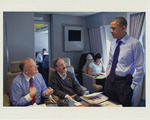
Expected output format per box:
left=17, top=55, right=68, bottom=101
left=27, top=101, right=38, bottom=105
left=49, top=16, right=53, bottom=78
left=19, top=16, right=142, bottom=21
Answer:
left=131, top=83, right=137, bottom=90
left=65, top=94, right=69, bottom=98
left=44, top=91, right=50, bottom=98
left=25, top=94, right=32, bottom=102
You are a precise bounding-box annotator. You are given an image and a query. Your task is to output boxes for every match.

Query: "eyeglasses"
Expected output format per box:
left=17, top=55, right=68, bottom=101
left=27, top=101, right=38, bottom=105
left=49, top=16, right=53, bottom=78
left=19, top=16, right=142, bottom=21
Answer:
left=31, top=63, right=37, bottom=68
left=24, top=63, right=37, bottom=70
left=57, top=62, right=66, bottom=67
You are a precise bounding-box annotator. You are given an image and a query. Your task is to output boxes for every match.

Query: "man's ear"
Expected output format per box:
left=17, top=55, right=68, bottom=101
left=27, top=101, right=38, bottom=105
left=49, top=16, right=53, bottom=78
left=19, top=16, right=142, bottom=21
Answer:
left=122, top=25, right=126, bottom=30
left=55, top=67, right=58, bottom=71
left=24, top=69, right=28, bottom=74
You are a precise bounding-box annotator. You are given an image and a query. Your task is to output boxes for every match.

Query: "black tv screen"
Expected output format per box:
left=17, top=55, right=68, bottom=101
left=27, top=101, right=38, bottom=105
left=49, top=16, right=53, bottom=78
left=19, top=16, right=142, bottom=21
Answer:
left=68, top=30, right=81, bottom=41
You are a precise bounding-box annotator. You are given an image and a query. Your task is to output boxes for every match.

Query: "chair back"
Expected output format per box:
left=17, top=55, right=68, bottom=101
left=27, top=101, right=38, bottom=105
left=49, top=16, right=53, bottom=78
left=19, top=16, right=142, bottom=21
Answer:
left=6, top=61, right=22, bottom=97
left=82, top=54, right=94, bottom=73
left=48, top=58, right=75, bottom=85
left=52, top=58, right=71, bottom=68
left=82, top=60, right=93, bottom=73
left=10, top=61, right=21, bottom=73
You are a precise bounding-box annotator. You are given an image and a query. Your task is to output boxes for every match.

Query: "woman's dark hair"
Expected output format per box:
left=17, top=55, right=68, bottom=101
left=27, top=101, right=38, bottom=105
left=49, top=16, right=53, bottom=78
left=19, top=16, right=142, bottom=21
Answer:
left=94, top=53, right=102, bottom=62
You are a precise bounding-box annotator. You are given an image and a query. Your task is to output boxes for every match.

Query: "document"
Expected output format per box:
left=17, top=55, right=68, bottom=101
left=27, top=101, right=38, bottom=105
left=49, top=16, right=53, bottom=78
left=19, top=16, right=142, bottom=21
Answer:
left=29, top=103, right=46, bottom=107
left=80, top=92, right=108, bottom=105
left=95, top=74, right=106, bottom=79
left=99, top=101, right=122, bottom=107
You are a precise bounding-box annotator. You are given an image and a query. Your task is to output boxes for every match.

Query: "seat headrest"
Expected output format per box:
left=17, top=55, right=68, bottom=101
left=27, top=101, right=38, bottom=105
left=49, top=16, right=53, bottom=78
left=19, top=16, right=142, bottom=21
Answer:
left=82, top=59, right=94, bottom=73
left=62, top=58, right=71, bottom=67
left=52, top=58, right=71, bottom=68
left=86, top=54, right=93, bottom=60
left=6, top=72, right=22, bottom=97
left=10, top=61, right=21, bottom=73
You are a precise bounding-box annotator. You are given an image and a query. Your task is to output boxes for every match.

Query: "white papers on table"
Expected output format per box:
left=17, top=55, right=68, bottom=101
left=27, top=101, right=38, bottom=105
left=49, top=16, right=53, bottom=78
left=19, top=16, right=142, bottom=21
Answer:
left=96, top=74, right=106, bottom=79
left=99, top=101, right=122, bottom=107
left=80, top=92, right=108, bottom=105
left=29, top=103, right=46, bottom=107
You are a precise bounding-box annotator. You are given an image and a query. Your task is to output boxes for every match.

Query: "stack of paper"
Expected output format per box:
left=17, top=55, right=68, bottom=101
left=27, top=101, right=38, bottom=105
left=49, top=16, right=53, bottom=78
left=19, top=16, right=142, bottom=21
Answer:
left=29, top=103, right=46, bottom=107
left=99, top=101, right=122, bottom=107
left=80, top=92, right=108, bottom=105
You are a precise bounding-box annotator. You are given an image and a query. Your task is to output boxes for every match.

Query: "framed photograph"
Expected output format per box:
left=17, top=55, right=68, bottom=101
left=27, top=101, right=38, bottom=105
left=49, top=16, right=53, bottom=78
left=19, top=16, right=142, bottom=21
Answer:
left=64, top=26, right=84, bottom=51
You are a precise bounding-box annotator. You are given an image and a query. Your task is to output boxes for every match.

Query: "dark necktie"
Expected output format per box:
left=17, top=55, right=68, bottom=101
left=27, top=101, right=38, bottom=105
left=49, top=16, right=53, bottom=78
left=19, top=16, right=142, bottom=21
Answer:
left=29, top=78, right=36, bottom=104
left=108, top=40, right=122, bottom=83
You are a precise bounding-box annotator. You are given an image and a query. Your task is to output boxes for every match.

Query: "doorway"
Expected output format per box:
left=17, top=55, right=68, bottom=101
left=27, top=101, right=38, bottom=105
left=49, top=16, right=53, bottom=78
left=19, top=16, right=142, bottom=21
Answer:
left=34, top=22, right=49, bottom=56
left=34, top=22, right=50, bottom=85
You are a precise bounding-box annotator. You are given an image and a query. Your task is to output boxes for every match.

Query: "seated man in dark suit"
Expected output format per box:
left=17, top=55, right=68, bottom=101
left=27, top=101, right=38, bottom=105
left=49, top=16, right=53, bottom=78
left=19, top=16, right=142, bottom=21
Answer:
left=49, top=58, right=85, bottom=101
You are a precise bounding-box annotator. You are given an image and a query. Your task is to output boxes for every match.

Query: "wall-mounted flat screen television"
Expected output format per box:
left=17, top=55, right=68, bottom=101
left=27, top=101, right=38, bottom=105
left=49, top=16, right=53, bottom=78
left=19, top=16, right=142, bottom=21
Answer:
left=68, top=30, right=81, bottom=41
left=64, top=26, right=84, bottom=51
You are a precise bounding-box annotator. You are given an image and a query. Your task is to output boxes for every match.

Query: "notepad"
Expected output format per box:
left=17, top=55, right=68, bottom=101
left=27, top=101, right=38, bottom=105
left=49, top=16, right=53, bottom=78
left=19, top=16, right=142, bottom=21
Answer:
left=95, top=74, right=106, bottom=79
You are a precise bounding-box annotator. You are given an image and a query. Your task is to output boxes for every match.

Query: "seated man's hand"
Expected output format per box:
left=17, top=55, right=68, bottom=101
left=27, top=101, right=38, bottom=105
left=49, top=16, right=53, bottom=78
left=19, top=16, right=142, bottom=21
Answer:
left=65, top=95, right=73, bottom=100
left=45, top=87, right=53, bottom=96
left=29, top=87, right=36, bottom=98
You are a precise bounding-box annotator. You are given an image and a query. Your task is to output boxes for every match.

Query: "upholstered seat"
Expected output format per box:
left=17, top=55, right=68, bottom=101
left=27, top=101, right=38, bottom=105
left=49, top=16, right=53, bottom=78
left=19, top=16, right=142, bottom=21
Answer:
left=82, top=54, right=103, bottom=93
left=3, top=61, right=22, bottom=106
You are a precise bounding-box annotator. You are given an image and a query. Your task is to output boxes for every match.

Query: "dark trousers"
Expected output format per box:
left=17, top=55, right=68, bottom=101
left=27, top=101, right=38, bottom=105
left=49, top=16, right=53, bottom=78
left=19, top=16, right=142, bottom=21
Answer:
left=96, top=78, right=105, bottom=86
left=103, top=74, right=133, bottom=106
left=96, top=78, right=105, bottom=90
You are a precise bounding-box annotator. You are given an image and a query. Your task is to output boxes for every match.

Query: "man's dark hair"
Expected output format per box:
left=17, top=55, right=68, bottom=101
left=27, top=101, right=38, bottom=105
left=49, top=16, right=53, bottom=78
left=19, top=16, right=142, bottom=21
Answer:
left=94, top=53, right=102, bottom=62
left=42, top=48, right=46, bottom=52
left=53, top=58, right=60, bottom=68
left=19, top=58, right=31, bottom=71
left=19, top=62, right=25, bottom=71
left=112, top=17, right=127, bottom=28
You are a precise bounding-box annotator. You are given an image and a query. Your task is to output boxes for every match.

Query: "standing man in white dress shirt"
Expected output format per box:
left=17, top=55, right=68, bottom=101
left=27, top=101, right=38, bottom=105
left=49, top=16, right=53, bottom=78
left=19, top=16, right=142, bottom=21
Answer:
left=104, top=17, right=145, bottom=106
left=36, top=48, right=47, bottom=64
left=36, top=48, right=48, bottom=74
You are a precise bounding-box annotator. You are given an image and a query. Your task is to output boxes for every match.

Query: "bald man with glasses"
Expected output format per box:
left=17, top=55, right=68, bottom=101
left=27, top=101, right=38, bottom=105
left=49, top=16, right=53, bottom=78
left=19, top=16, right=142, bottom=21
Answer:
left=10, top=58, right=53, bottom=106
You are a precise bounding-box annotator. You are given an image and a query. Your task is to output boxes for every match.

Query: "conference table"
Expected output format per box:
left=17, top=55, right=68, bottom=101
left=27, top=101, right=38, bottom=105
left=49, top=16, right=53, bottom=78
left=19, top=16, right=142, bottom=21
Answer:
left=46, top=92, right=122, bottom=107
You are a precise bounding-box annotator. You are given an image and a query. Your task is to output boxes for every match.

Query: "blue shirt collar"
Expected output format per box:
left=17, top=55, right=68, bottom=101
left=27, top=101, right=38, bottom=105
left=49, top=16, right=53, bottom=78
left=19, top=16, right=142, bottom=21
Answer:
left=115, top=33, right=129, bottom=44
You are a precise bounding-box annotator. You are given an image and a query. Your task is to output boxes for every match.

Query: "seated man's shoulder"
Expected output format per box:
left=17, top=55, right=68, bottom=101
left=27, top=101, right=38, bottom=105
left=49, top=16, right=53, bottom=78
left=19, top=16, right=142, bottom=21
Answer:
left=50, top=71, right=59, bottom=80
left=34, top=73, right=45, bottom=80
left=66, top=71, right=75, bottom=79
left=11, top=73, right=24, bottom=86
left=51, top=71, right=57, bottom=76
left=35, top=72, right=42, bottom=77
left=67, top=71, right=73, bottom=75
